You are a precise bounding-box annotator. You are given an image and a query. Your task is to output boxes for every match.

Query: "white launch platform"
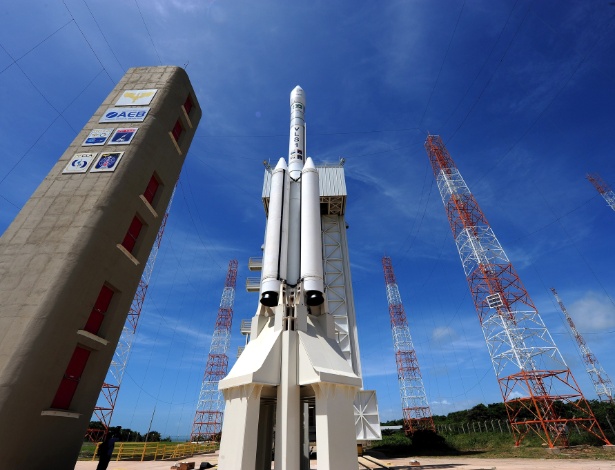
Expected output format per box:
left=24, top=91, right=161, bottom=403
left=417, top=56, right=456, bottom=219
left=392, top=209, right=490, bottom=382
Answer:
left=217, top=87, right=380, bottom=470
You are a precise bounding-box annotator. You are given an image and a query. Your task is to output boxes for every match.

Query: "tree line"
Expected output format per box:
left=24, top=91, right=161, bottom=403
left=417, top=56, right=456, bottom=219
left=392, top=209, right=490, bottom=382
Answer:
left=382, top=400, right=615, bottom=437
left=87, top=421, right=172, bottom=442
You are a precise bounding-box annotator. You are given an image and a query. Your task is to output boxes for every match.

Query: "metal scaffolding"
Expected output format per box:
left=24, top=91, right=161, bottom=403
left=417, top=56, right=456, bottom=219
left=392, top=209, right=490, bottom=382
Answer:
left=587, top=173, right=615, bottom=212
left=551, top=288, right=614, bottom=403
left=190, top=260, right=238, bottom=442
left=425, top=135, right=610, bottom=448
left=381, top=256, right=435, bottom=435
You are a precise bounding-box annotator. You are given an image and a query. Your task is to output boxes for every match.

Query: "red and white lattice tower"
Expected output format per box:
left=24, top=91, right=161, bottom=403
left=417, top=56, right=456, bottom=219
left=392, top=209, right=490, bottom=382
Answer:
left=425, top=135, right=610, bottom=448
left=191, top=259, right=238, bottom=442
left=551, top=288, right=614, bottom=403
left=382, top=256, right=435, bottom=435
left=85, top=188, right=177, bottom=442
left=587, top=173, right=615, bottom=212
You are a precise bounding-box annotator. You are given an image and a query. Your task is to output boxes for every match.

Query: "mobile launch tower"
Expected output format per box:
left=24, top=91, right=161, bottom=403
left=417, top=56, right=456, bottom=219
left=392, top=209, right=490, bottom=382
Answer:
left=217, top=87, right=380, bottom=470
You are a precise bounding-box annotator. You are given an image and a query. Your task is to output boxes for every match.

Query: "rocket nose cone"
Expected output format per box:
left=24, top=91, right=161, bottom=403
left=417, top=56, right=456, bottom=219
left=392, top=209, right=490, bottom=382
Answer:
left=303, top=157, right=315, bottom=170
left=274, top=157, right=288, bottom=170
left=290, top=86, right=306, bottom=106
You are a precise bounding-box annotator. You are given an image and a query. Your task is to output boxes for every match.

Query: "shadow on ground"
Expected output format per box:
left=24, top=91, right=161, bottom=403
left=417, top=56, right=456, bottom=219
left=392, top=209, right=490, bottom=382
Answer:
left=369, top=430, right=486, bottom=458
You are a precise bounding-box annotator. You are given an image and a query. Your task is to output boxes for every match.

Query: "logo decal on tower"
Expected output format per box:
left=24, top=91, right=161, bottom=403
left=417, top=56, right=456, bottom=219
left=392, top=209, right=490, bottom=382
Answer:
left=110, top=128, right=138, bottom=145
left=115, top=89, right=158, bottom=106
left=100, top=108, right=150, bottom=123
left=91, top=152, right=124, bottom=172
left=82, top=128, right=114, bottom=146
left=62, top=153, right=97, bottom=174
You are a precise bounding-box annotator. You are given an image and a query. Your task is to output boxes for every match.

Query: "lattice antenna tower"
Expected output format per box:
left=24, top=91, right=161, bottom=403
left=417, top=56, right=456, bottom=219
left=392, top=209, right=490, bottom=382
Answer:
left=86, top=188, right=176, bottom=442
left=424, top=135, right=610, bottom=448
left=587, top=173, right=615, bottom=211
left=382, top=256, right=435, bottom=435
left=551, top=288, right=614, bottom=403
left=191, top=259, right=238, bottom=442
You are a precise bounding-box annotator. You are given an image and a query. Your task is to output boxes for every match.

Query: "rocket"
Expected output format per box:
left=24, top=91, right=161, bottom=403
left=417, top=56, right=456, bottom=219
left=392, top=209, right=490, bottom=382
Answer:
left=260, top=86, right=325, bottom=308
left=218, top=86, right=364, bottom=470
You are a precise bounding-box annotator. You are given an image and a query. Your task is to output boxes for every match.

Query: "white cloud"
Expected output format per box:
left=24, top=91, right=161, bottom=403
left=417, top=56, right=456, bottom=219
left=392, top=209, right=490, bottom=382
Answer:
left=568, top=291, right=615, bottom=332
left=432, top=326, right=458, bottom=342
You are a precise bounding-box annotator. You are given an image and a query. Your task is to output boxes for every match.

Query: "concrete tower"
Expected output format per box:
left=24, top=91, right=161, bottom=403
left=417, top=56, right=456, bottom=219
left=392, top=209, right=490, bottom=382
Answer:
left=218, top=87, right=380, bottom=470
left=0, top=66, right=201, bottom=468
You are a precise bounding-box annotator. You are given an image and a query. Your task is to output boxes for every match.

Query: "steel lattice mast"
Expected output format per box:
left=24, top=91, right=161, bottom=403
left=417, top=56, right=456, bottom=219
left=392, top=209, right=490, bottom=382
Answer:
left=382, top=256, right=435, bottom=435
left=551, top=288, right=614, bottom=403
left=425, top=135, right=610, bottom=448
left=191, top=259, right=238, bottom=442
left=85, top=189, right=176, bottom=442
left=587, top=173, right=615, bottom=211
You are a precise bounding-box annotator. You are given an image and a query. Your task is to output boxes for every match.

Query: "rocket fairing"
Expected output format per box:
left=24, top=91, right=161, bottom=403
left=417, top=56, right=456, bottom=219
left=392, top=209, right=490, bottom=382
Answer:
left=259, top=86, right=325, bottom=308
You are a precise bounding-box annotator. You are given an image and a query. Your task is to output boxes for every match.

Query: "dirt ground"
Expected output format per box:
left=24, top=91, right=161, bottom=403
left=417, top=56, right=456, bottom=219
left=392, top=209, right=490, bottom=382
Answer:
left=74, top=450, right=615, bottom=470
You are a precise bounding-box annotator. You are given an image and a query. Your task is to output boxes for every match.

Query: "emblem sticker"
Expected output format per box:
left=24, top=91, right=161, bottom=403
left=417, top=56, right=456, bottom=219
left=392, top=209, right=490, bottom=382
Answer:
left=99, top=107, right=150, bottom=123
left=110, top=128, right=138, bottom=145
left=115, top=89, right=158, bottom=106
left=91, top=152, right=124, bottom=173
left=63, top=153, right=97, bottom=174
left=82, top=128, right=113, bottom=146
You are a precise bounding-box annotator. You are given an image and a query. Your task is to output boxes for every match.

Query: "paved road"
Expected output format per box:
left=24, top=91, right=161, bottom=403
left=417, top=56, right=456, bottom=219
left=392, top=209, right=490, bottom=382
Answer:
left=75, top=451, right=615, bottom=470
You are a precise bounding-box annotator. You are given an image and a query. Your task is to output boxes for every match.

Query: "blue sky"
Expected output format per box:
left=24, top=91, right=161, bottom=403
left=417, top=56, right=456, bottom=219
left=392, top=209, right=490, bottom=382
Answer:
left=2, top=1, right=615, bottom=439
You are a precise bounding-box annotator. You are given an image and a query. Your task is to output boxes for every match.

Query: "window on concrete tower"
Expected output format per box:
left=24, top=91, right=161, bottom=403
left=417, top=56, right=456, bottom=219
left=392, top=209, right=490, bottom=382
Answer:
left=143, top=174, right=160, bottom=206
left=83, top=284, right=114, bottom=335
left=184, top=95, right=193, bottom=115
left=51, top=346, right=91, bottom=410
left=121, top=216, right=144, bottom=254
left=172, top=119, right=183, bottom=142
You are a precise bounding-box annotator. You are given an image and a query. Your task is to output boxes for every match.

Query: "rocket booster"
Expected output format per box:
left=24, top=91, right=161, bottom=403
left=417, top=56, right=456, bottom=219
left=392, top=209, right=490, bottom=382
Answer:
left=260, top=86, right=325, bottom=308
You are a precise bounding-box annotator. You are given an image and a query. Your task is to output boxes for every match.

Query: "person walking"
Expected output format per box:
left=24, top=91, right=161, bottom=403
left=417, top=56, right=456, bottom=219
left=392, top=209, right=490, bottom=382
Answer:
left=96, top=433, right=118, bottom=470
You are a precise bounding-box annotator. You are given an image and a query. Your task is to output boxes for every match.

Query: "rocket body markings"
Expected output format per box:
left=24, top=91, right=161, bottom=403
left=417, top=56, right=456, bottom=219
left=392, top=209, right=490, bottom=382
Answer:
left=260, top=86, right=324, bottom=307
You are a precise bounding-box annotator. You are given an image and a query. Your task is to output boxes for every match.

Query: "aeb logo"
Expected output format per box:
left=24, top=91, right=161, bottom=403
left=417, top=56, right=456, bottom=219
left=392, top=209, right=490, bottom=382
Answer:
left=100, top=107, right=150, bottom=123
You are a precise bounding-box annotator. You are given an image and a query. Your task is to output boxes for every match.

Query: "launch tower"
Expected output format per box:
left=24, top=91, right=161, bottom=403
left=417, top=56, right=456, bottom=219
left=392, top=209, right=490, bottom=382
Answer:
left=217, top=87, right=379, bottom=470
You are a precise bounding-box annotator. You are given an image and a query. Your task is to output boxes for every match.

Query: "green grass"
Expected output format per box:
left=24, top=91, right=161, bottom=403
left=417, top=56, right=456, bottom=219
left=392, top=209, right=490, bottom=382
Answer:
left=79, top=442, right=97, bottom=460
left=370, top=430, right=615, bottom=460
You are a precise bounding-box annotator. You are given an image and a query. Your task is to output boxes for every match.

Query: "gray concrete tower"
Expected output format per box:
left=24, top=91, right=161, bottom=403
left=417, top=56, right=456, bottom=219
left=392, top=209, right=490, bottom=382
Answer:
left=0, top=66, right=201, bottom=468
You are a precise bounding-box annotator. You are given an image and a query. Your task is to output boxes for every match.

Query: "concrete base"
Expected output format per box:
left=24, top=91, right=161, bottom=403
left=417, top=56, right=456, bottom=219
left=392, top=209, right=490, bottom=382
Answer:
left=217, top=384, right=263, bottom=470
left=545, top=447, right=561, bottom=454
left=313, top=383, right=358, bottom=470
left=218, top=288, right=362, bottom=470
left=603, top=444, right=615, bottom=452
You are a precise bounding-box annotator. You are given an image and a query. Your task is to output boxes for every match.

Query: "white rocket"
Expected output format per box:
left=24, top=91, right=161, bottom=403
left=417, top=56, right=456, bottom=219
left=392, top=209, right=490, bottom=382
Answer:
left=218, top=87, right=363, bottom=470
left=260, top=86, right=325, bottom=308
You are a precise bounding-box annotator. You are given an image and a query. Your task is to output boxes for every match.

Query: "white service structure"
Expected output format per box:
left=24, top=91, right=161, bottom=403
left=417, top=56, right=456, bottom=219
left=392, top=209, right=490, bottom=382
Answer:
left=218, top=87, right=380, bottom=470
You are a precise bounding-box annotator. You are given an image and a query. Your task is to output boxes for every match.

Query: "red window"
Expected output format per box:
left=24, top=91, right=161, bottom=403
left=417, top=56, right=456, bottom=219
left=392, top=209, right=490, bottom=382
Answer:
left=51, top=346, right=91, bottom=409
left=83, top=284, right=114, bottom=335
left=143, top=174, right=160, bottom=205
left=172, top=119, right=183, bottom=142
left=184, top=95, right=193, bottom=115
left=121, top=216, right=144, bottom=253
